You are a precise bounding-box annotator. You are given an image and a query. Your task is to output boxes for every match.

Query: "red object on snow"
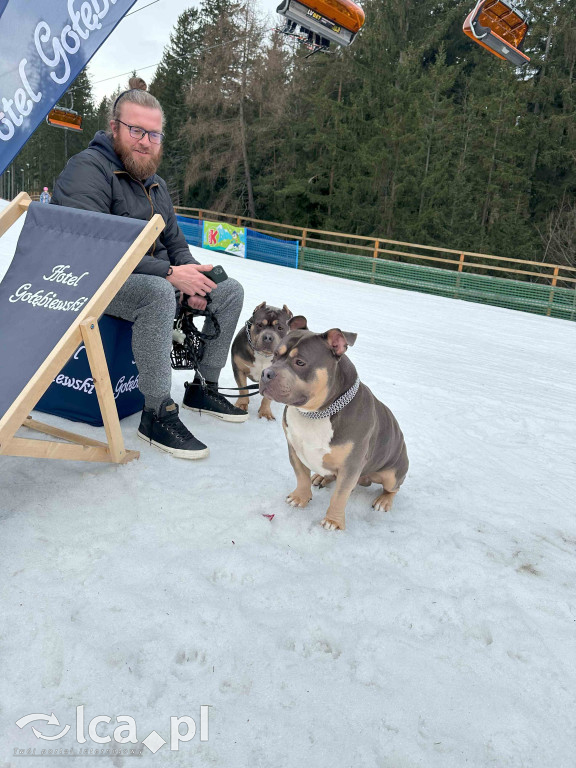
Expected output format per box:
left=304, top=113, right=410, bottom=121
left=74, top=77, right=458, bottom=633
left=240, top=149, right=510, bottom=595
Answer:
left=262, top=514, right=275, bottom=521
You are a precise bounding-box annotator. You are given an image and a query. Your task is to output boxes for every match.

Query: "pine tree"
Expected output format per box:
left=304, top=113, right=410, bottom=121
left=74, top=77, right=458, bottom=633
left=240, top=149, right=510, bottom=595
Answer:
left=248, top=30, right=296, bottom=221
left=183, top=0, right=266, bottom=215
left=149, top=7, right=203, bottom=203
left=6, top=67, right=97, bottom=198
left=117, top=0, right=576, bottom=269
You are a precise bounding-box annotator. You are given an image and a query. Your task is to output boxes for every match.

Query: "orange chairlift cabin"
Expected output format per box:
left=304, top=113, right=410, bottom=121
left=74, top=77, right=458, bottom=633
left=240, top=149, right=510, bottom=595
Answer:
left=45, top=106, right=83, bottom=132
left=277, top=0, right=365, bottom=53
left=463, top=0, right=530, bottom=67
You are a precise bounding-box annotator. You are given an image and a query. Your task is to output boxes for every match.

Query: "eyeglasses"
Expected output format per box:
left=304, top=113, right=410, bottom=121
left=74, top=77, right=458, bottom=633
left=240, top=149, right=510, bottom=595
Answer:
left=115, top=119, right=164, bottom=145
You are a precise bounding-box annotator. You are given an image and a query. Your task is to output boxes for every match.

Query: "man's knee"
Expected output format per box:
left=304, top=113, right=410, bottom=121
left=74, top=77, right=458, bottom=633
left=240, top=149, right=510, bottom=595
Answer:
left=106, top=274, right=177, bottom=323
left=143, top=275, right=176, bottom=303
left=133, top=275, right=177, bottom=318
left=212, top=276, right=243, bottom=310
left=228, top=277, right=244, bottom=303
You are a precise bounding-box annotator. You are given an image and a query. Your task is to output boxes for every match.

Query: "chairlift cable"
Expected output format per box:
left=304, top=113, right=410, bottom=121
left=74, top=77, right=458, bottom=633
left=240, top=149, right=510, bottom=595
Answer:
left=124, top=0, right=161, bottom=18
left=65, top=37, right=244, bottom=97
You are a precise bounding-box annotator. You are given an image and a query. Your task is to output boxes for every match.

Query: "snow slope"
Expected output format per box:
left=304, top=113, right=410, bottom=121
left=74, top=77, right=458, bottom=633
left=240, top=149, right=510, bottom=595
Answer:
left=1, top=200, right=575, bottom=768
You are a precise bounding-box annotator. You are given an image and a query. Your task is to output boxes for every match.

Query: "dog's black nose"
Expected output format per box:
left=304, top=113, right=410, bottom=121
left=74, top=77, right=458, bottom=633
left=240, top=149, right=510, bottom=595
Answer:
left=262, top=367, right=276, bottom=382
left=262, top=333, right=274, bottom=344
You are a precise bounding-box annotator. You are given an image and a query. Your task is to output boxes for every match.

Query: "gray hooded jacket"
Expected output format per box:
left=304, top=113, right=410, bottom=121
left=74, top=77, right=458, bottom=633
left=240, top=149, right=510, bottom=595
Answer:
left=51, top=130, right=199, bottom=276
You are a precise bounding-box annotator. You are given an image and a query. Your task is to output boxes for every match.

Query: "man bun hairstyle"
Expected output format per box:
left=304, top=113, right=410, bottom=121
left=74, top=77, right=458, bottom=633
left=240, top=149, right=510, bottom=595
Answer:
left=109, top=76, right=164, bottom=126
left=129, top=76, right=147, bottom=90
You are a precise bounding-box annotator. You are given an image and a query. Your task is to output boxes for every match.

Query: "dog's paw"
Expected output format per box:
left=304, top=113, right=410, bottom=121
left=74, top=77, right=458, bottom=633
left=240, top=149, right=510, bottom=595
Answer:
left=258, top=406, right=275, bottom=421
left=311, top=474, right=335, bottom=488
left=234, top=399, right=249, bottom=412
left=372, top=492, right=395, bottom=512
left=320, top=517, right=344, bottom=531
left=286, top=490, right=312, bottom=508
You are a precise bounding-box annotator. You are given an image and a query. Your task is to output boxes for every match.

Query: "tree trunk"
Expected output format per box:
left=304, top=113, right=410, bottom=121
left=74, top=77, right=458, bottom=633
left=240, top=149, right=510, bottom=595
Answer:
left=530, top=15, right=556, bottom=174
left=239, top=7, right=255, bottom=218
left=327, top=76, right=343, bottom=218
left=481, top=93, right=504, bottom=236
left=419, top=87, right=438, bottom=218
left=450, top=88, right=471, bottom=230
left=386, top=144, right=400, bottom=238
left=239, top=97, right=255, bottom=218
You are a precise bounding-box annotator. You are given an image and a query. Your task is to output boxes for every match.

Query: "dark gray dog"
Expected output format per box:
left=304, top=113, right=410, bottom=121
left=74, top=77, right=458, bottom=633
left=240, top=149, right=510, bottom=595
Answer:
left=231, top=302, right=300, bottom=420
left=259, top=316, right=409, bottom=530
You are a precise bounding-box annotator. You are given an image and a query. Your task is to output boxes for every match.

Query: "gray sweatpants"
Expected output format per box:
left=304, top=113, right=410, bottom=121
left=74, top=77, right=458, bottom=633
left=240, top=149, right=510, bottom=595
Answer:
left=105, top=274, right=244, bottom=411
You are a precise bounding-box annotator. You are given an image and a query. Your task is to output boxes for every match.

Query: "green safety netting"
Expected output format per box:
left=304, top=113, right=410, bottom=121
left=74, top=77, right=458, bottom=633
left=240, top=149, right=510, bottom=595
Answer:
left=299, top=247, right=576, bottom=321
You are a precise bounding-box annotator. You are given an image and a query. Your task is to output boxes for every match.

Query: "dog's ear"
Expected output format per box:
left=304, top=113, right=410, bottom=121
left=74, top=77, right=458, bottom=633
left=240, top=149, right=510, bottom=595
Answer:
left=282, top=304, right=293, bottom=319
left=289, top=315, right=308, bottom=330
left=324, top=329, right=357, bottom=357
left=252, top=301, right=266, bottom=315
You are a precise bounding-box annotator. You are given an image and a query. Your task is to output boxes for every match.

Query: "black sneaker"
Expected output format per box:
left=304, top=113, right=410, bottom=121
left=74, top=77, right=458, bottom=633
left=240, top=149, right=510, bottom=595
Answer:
left=182, top=381, right=249, bottom=423
left=137, top=399, right=209, bottom=459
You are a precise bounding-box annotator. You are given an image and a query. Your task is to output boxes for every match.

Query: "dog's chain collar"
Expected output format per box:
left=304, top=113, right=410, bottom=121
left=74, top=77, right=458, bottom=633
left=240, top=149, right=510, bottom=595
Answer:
left=299, top=377, right=361, bottom=419
left=245, top=320, right=273, bottom=357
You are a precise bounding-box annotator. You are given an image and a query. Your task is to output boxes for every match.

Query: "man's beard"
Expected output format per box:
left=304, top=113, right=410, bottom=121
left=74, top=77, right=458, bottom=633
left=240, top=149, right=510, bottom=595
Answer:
left=113, top=135, right=162, bottom=181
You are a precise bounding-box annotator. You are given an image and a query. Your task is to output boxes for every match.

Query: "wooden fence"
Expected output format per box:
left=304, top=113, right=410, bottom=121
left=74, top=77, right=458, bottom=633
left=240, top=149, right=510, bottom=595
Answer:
left=175, top=206, right=576, bottom=290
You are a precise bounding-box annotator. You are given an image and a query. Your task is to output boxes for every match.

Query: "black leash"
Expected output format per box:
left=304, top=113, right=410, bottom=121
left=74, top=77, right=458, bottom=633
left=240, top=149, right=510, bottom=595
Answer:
left=171, top=296, right=263, bottom=397
left=216, top=383, right=260, bottom=397
left=171, top=294, right=220, bottom=371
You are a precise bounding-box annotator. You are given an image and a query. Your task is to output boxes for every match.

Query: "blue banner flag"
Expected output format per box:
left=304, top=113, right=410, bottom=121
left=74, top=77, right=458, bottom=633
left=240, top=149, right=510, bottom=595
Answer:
left=0, top=0, right=138, bottom=175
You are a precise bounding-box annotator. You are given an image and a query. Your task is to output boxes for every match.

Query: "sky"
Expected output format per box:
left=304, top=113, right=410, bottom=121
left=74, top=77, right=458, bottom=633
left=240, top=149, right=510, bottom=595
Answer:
left=88, top=0, right=282, bottom=104
left=1, top=199, right=575, bottom=767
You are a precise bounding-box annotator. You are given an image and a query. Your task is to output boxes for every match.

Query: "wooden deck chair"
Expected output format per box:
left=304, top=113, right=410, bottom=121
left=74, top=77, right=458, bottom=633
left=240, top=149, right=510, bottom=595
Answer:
left=0, top=192, right=164, bottom=464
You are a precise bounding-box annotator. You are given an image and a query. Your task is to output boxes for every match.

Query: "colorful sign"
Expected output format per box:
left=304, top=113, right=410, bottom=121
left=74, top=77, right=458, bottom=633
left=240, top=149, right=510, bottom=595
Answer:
left=0, top=0, right=138, bottom=175
left=202, top=221, right=246, bottom=258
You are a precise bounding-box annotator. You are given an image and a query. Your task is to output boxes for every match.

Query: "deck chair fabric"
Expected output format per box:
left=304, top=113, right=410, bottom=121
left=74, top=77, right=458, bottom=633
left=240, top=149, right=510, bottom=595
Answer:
left=0, top=202, right=147, bottom=424
left=35, top=315, right=144, bottom=426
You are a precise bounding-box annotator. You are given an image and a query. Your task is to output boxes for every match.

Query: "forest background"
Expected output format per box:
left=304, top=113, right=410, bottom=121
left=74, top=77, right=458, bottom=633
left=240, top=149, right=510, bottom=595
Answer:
left=2, top=0, right=575, bottom=267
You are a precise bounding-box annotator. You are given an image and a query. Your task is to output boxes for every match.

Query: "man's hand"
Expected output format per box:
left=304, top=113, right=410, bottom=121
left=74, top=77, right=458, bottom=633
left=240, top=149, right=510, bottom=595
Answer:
left=166, top=264, right=217, bottom=296
left=187, top=295, right=208, bottom=311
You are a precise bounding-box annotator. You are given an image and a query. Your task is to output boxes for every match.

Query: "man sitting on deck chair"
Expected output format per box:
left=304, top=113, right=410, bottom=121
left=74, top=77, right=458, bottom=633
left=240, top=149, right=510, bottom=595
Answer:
left=51, top=78, right=247, bottom=460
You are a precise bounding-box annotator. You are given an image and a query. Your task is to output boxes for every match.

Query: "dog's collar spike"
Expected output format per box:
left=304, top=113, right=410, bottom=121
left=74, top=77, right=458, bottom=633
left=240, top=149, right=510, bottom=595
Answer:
left=299, top=377, right=360, bottom=419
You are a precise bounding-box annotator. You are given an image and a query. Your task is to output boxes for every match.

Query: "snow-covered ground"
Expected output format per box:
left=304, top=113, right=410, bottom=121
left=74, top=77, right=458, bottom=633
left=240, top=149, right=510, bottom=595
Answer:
left=1, top=200, right=575, bottom=768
